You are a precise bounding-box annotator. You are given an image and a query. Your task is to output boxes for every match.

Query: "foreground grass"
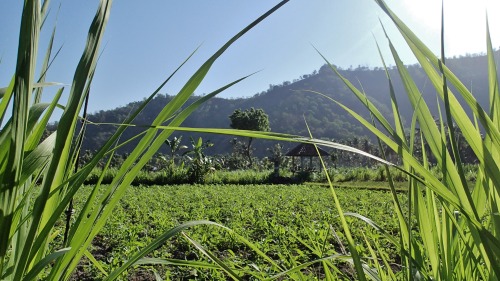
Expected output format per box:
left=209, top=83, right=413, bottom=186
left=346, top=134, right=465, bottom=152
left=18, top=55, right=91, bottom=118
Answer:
left=63, top=184, right=404, bottom=280
left=5, top=0, right=495, bottom=278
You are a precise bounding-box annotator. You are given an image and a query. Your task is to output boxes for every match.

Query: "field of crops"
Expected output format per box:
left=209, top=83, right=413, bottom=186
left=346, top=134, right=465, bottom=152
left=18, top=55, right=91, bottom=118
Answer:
left=5, top=0, right=500, bottom=279
left=64, top=184, right=404, bottom=280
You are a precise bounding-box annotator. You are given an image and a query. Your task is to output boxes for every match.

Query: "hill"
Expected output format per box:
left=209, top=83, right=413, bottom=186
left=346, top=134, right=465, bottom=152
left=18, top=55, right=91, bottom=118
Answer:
left=72, top=51, right=499, bottom=156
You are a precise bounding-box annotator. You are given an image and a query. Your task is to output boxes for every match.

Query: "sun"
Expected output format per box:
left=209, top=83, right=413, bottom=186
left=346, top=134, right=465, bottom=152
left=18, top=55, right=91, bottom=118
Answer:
left=401, top=0, right=441, bottom=33
left=401, top=0, right=500, bottom=56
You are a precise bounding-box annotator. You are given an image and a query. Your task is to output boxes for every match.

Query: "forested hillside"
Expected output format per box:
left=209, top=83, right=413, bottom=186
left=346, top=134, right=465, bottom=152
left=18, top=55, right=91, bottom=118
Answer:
left=66, top=50, right=499, bottom=156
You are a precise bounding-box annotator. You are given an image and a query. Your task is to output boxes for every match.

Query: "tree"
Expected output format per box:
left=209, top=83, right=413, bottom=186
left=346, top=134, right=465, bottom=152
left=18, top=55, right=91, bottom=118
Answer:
left=229, top=108, right=270, bottom=167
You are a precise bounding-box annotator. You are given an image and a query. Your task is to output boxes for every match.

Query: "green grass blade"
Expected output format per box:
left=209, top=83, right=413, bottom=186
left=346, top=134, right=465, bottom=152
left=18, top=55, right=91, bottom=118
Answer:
left=134, top=258, right=219, bottom=270
left=229, top=231, right=285, bottom=272
left=17, top=1, right=112, bottom=278
left=486, top=18, right=500, bottom=124
left=83, top=249, right=108, bottom=277
left=303, top=119, right=367, bottom=281
left=264, top=255, right=352, bottom=281
left=1, top=0, right=40, bottom=275
left=183, top=232, right=243, bottom=281
left=23, top=247, right=71, bottom=281
left=25, top=88, right=62, bottom=151
left=19, top=133, right=56, bottom=186
left=0, top=77, right=15, bottom=126
left=485, top=14, right=500, bottom=254
left=104, top=221, right=224, bottom=280
left=374, top=32, right=406, bottom=142
left=34, top=18, right=57, bottom=104
left=313, top=47, right=400, bottom=143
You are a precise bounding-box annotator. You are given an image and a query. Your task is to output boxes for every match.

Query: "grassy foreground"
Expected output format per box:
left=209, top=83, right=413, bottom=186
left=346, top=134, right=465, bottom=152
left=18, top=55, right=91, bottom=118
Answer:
left=62, top=184, right=403, bottom=280
left=0, top=1, right=294, bottom=280
left=3, top=0, right=500, bottom=279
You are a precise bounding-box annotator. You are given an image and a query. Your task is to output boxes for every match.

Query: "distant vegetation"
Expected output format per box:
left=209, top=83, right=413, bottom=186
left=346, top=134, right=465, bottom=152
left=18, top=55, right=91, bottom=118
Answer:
left=62, top=50, right=500, bottom=157
left=229, top=107, right=270, bottom=167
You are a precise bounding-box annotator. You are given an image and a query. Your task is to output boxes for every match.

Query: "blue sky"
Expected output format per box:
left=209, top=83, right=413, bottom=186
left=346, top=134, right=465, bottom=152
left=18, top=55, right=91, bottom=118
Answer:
left=1, top=0, right=499, bottom=114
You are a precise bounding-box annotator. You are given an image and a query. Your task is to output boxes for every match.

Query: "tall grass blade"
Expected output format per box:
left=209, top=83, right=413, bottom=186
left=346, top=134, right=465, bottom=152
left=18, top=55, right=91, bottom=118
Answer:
left=484, top=14, right=500, bottom=269
left=303, top=119, right=367, bottom=281
left=373, top=1, right=500, bottom=278
left=34, top=20, right=57, bottom=104
left=14, top=1, right=112, bottom=279
left=1, top=0, right=40, bottom=276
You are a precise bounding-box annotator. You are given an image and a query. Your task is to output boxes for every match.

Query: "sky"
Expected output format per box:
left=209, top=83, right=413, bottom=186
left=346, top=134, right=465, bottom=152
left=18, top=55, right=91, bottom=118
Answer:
left=1, top=0, right=499, bottom=114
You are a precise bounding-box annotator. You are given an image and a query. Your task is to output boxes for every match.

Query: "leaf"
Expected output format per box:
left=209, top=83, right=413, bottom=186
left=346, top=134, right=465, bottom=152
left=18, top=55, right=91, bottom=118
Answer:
left=104, top=220, right=225, bottom=280
left=84, top=249, right=108, bottom=277
left=183, top=232, right=243, bottom=281
left=23, top=248, right=71, bottom=281
left=134, top=258, right=219, bottom=270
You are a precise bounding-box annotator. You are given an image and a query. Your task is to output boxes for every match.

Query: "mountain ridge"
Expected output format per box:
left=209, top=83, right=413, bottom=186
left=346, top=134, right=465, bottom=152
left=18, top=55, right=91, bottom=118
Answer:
left=67, top=50, right=499, bottom=156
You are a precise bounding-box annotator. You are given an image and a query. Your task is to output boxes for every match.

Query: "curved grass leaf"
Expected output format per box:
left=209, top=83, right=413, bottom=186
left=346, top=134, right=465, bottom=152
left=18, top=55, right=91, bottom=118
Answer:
left=134, top=258, right=219, bottom=270
left=183, top=232, right=243, bottom=281
left=265, top=255, right=354, bottom=281
left=104, top=220, right=225, bottom=281
left=23, top=247, right=71, bottom=281
left=84, top=249, right=108, bottom=277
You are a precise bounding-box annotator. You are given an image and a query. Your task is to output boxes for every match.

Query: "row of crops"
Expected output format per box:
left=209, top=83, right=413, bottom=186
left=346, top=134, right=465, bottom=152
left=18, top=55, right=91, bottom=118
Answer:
left=62, top=184, right=403, bottom=280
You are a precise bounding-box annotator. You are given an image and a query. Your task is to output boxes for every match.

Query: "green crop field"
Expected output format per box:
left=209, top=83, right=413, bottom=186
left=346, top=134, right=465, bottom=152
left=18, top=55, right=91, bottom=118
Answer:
left=62, top=184, right=403, bottom=280
left=4, top=0, right=500, bottom=280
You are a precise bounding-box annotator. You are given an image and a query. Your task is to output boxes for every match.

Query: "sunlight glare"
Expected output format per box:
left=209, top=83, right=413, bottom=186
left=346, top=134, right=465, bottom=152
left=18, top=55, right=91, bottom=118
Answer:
left=403, top=0, right=499, bottom=56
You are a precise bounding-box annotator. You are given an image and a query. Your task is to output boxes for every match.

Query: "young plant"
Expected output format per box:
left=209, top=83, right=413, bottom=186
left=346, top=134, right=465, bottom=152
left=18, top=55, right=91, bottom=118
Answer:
left=165, top=136, right=187, bottom=168
left=183, top=137, right=214, bottom=183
